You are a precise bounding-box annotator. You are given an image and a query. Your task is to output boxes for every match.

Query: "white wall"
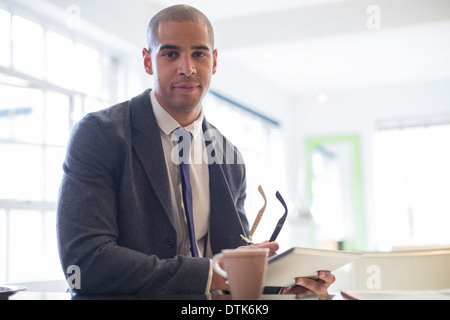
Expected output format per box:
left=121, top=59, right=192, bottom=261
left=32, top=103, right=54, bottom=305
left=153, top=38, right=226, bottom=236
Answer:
left=213, top=61, right=450, bottom=249
left=290, top=79, right=450, bottom=249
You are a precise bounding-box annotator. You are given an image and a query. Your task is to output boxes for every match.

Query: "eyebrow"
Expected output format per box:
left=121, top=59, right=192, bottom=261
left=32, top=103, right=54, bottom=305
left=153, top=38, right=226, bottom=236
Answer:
left=159, top=44, right=211, bottom=52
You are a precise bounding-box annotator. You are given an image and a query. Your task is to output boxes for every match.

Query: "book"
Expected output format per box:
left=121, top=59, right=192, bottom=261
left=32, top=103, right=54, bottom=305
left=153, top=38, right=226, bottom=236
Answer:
left=265, top=246, right=362, bottom=287
left=341, top=289, right=450, bottom=300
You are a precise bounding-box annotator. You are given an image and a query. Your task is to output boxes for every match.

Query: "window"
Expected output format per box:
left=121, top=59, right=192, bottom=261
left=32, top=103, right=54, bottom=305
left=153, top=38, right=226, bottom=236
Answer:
left=0, top=210, right=6, bottom=283
left=0, top=86, right=44, bottom=144
left=310, top=146, right=346, bottom=245
left=11, top=15, right=44, bottom=78
left=0, top=7, right=120, bottom=283
left=0, top=9, right=11, bottom=67
left=46, top=31, right=75, bottom=88
left=373, top=121, right=450, bottom=250
left=204, top=91, right=285, bottom=245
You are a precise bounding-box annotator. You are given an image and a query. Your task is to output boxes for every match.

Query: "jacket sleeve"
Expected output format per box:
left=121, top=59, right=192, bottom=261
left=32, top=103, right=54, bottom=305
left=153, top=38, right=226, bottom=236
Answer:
left=56, top=114, right=211, bottom=295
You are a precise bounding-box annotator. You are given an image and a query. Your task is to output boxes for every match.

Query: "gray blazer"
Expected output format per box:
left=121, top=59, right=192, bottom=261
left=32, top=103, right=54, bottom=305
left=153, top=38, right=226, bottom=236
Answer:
left=57, top=89, right=249, bottom=295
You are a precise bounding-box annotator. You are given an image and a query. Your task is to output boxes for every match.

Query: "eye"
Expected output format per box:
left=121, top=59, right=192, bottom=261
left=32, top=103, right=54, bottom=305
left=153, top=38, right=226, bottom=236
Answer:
left=162, top=51, right=177, bottom=58
left=193, top=51, right=207, bottom=58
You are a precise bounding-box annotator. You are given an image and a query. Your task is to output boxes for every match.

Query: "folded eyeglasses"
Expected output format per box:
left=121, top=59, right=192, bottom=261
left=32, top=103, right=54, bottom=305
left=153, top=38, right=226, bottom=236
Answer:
left=240, top=185, right=288, bottom=245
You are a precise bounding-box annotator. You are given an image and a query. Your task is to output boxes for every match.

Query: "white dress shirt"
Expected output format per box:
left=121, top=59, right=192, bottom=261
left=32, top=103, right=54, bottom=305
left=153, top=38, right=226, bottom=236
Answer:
left=150, top=91, right=212, bottom=259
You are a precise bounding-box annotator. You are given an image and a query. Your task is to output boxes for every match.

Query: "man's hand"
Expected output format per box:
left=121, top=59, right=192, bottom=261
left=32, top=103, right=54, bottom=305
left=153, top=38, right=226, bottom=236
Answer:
left=238, top=241, right=336, bottom=298
left=238, top=240, right=279, bottom=258
left=210, top=241, right=336, bottom=298
left=210, top=241, right=279, bottom=291
left=281, top=271, right=336, bottom=298
left=210, top=267, right=229, bottom=292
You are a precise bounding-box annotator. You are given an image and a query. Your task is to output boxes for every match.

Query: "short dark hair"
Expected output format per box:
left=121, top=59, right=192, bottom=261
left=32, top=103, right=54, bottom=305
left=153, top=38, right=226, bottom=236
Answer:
left=147, top=4, right=215, bottom=51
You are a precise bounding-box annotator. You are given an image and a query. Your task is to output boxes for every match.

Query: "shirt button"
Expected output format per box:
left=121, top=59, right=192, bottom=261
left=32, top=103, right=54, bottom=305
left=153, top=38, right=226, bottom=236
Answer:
left=165, top=238, right=176, bottom=248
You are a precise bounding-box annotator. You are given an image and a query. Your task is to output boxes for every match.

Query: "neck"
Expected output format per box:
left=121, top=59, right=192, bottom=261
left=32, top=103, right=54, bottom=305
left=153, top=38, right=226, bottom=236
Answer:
left=171, top=108, right=202, bottom=127
left=153, top=91, right=202, bottom=127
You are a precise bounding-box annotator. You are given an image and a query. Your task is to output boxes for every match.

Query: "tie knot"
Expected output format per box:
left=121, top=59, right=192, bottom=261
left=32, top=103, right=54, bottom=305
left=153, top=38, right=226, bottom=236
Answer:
left=171, top=128, right=193, bottom=165
left=172, top=127, right=193, bottom=144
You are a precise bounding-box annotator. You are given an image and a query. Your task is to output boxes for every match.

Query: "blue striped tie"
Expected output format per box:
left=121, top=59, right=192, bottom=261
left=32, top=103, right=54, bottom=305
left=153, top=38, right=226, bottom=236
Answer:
left=173, top=128, right=199, bottom=257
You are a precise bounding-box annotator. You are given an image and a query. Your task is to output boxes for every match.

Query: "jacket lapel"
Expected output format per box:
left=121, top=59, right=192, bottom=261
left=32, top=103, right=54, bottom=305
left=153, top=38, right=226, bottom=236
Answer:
left=203, top=120, right=247, bottom=253
left=130, top=90, right=174, bottom=225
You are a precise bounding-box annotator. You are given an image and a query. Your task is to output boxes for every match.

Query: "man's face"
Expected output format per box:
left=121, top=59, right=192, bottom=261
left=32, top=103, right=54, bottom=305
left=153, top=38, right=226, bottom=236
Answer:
left=143, top=21, right=217, bottom=117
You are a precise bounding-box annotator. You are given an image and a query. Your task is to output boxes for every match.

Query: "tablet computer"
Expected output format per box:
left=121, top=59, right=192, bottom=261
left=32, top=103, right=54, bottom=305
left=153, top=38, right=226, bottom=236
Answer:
left=265, top=247, right=362, bottom=287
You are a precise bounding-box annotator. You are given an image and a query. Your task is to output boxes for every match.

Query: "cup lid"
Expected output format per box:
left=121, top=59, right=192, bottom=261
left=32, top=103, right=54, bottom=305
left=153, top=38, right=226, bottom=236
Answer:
left=222, top=248, right=269, bottom=256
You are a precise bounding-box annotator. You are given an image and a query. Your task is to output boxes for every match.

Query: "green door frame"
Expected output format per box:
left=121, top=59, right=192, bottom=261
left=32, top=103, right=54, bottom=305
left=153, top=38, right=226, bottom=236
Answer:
left=305, top=134, right=366, bottom=250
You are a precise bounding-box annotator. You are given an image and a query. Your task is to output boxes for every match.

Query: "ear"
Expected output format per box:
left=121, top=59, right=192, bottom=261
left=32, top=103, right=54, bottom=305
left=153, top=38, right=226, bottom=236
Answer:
left=142, top=48, right=153, bottom=75
left=212, top=49, right=218, bottom=75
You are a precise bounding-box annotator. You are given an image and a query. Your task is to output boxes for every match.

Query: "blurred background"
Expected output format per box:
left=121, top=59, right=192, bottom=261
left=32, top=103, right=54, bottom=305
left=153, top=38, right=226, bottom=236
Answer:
left=1, top=0, right=449, bottom=284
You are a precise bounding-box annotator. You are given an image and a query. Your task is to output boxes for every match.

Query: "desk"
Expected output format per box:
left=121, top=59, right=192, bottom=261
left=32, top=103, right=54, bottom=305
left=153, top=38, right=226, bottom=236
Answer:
left=7, top=291, right=345, bottom=300
left=4, top=292, right=350, bottom=318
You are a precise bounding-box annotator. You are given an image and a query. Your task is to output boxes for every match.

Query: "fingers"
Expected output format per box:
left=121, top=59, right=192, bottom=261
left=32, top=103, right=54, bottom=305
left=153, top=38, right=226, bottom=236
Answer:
left=295, top=277, right=329, bottom=296
left=317, top=270, right=336, bottom=288
left=238, top=241, right=279, bottom=257
left=210, top=268, right=229, bottom=292
left=283, top=271, right=336, bottom=297
left=253, top=240, right=279, bottom=250
left=251, top=241, right=279, bottom=257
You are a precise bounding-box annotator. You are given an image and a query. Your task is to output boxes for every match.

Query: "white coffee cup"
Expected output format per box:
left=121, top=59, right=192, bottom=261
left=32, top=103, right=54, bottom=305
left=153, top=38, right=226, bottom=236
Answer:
left=212, top=248, right=269, bottom=300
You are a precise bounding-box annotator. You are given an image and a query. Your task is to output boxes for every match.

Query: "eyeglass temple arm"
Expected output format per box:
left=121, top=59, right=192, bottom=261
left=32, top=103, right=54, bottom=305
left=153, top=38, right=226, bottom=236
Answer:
left=269, top=191, right=288, bottom=242
left=247, top=185, right=267, bottom=239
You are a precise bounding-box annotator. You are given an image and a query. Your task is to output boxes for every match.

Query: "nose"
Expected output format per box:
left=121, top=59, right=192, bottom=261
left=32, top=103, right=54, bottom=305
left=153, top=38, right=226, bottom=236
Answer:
left=177, top=54, right=196, bottom=76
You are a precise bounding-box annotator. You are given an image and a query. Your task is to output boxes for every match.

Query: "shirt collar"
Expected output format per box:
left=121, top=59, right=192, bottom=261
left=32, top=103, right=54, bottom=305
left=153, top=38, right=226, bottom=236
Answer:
left=150, top=90, right=204, bottom=139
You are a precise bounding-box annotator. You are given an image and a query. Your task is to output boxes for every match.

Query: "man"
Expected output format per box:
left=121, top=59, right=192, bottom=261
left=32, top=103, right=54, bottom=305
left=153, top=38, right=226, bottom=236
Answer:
left=57, top=4, right=334, bottom=296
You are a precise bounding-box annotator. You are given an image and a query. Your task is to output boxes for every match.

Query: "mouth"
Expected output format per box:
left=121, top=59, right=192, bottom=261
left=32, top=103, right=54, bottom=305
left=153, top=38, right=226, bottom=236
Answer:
left=173, top=82, right=200, bottom=94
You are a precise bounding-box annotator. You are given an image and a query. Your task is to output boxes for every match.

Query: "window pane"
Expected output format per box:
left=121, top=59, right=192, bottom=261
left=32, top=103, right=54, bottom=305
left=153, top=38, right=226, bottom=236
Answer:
left=45, top=147, right=66, bottom=202
left=0, top=9, right=11, bottom=67
left=12, top=15, right=44, bottom=78
left=310, top=147, right=346, bottom=244
left=73, top=43, right=101, bottom=95
left=0, top=209, right=6, bottom=283
left=0, top=85, right=44, bottom=144
left=45, top=91, right=70, bottom=146
left=71, top=94, right=83, bottom=125
left=84, top=96, right=105, bottom=114
left=46, top=31, right=74, bottom=88
left=0, top=144, right=44, bottom=201
left=101, top=55, right=117, bottom=101
left=373, top=124, right=450, bottom=249
left=8, top=210, right=44, bottom=282
left=43, top=211, right=64, bottom=279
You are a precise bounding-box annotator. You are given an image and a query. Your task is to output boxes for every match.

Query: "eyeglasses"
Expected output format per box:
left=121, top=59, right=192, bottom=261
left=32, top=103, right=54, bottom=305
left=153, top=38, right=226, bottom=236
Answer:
left=240, top=186, right=288, bottom=245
